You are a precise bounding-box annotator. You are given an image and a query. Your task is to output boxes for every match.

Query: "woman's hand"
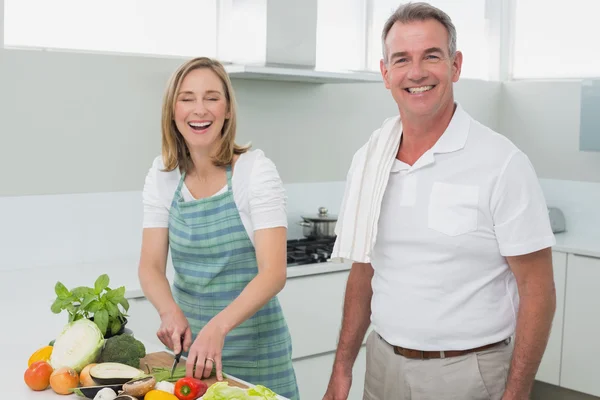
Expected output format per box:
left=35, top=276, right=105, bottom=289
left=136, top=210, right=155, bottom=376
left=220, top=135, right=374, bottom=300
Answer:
left=186, top=320, right=226, bottom=381
left=156, top=306, right=192, bottom=355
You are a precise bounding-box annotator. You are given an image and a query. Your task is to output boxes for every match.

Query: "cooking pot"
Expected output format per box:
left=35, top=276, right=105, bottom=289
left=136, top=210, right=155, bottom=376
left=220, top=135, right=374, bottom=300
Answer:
left=297, top=207, right=338, bottom=239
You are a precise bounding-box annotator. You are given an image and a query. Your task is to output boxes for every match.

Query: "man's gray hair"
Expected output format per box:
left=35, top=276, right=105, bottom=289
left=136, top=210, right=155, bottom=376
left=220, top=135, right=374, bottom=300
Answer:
left=381, top=2, right=457, bottom=63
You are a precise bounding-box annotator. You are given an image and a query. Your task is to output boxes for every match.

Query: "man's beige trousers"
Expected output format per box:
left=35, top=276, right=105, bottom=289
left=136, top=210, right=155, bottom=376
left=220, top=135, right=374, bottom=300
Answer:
left=363, top=331, right=514, bottom=400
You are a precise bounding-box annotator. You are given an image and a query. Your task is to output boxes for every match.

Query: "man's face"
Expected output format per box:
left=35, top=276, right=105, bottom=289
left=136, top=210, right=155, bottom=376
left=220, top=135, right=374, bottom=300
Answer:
left=380, top=19, right=462, bottom=121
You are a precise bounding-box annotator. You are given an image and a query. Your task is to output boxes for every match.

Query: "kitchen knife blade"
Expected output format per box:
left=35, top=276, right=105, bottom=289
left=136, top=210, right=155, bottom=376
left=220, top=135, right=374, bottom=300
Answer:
left=170, top=350, right=183, bottom=379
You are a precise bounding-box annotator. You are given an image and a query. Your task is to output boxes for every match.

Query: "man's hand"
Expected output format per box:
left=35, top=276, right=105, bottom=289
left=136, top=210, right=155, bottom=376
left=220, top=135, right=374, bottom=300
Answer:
left=323, top=368, right=352, bottom=400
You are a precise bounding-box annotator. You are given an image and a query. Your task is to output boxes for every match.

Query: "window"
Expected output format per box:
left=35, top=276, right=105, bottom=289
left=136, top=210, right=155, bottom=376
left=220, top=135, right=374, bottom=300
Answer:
left=4, top=0, right=218, bottom=58
left=316, top=0, right=367, bottom=72
left=368, top=0, right=490, bottom=80
left=512, top=0, right=600, bottom=79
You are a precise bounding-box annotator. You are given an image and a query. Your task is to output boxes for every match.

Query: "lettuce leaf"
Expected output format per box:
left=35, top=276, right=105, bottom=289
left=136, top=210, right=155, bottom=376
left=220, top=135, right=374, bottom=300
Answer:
left=203, top=382, right=279, bottom=400
left=247, top=385, right=278, bottom=399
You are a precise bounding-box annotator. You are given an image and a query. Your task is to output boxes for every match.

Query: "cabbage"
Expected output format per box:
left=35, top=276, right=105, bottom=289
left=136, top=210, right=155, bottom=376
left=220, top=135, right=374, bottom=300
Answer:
left=203, top=382, right=279, bottom=400
left=49, top=318, right=105, bottom=372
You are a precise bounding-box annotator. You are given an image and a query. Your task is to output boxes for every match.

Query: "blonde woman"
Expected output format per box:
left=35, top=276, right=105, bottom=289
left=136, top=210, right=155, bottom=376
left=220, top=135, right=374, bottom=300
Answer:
left=138, top=57, right=299, bottom=399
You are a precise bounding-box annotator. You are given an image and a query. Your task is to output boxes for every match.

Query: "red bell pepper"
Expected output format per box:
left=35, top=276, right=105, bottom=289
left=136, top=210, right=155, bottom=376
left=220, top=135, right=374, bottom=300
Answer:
left=174, top=377, right=208, bottom=400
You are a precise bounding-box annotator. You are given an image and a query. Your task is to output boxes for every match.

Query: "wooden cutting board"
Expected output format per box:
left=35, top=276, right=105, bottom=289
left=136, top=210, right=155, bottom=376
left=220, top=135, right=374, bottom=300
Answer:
left=139, top=351, right=249, bottom=389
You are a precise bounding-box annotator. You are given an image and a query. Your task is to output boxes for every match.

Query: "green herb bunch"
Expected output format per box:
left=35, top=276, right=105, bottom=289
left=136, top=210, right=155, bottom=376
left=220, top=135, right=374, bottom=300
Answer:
left=51, top=274, right=130, bottom=337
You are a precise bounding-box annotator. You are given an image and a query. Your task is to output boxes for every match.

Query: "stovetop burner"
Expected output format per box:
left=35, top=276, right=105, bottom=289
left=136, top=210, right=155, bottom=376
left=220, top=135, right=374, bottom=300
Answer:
left=287, top=237, right=336, bottom=267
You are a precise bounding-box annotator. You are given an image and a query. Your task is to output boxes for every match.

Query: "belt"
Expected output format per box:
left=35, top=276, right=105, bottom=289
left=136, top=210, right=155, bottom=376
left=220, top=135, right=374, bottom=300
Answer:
left=385, top=336, right=511, bottom=360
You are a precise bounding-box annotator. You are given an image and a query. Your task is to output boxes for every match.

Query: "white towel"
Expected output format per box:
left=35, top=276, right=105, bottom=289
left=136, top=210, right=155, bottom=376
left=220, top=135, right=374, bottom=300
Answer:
left=331, top=115, right=403, bottom=264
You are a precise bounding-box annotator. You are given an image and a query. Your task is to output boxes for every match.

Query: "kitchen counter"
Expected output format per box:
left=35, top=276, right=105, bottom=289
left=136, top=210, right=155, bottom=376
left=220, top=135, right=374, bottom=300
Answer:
left=553, top=231, right=600, bottom=258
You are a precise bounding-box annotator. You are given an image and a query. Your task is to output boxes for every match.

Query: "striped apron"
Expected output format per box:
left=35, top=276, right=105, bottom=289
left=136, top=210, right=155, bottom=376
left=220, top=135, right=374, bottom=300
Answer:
left=168, top=165, right=299, bottom=400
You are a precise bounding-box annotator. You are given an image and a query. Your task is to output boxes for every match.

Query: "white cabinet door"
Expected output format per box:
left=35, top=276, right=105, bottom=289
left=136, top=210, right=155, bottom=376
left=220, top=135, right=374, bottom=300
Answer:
left=535, top=251, right=567, bottom=385
left=293, top=346, right=366, bottom=400
left=126, top=297, right=163, bottom=348
left=560, top=254, right=600, bottom=396
left=278, top=271, right=350, bottom=359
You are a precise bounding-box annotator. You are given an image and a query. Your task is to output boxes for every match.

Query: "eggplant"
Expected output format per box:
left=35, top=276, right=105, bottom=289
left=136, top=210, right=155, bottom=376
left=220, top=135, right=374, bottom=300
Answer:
left=74, top=384, right=123, bottom=399
left=90, top=363, right=144, bottom=385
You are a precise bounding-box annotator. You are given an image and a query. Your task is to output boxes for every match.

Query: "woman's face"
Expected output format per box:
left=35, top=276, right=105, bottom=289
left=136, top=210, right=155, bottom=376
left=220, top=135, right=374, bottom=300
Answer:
left=173, top=68, right=230, bottom=153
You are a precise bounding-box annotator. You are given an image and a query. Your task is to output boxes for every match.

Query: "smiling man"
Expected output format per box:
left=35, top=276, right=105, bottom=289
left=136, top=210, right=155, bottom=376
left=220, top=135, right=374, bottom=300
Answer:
left=323, top=2, right=557, bottom=400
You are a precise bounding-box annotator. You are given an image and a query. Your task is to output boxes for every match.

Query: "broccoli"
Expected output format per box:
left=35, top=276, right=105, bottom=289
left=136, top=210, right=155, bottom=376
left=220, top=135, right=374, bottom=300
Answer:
left=98, top=334, right=146, bottom=368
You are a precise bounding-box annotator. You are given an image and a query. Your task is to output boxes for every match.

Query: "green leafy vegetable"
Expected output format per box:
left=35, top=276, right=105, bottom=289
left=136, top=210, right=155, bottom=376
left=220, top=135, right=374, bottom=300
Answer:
left=50, top=274, right=129, bottom=336
left=202, top=382, right=279, bottom=400
left=49, top=318, right=105, bottom=373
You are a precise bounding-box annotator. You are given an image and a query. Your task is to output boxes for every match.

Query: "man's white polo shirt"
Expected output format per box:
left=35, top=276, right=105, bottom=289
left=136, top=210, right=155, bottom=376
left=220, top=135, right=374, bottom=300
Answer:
left=369, top=103, right=556, bottom=351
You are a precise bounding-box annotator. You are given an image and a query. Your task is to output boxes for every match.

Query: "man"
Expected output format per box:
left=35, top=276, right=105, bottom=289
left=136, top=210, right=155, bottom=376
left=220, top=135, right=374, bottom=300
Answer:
left=323, top=2, right=557, bottom=400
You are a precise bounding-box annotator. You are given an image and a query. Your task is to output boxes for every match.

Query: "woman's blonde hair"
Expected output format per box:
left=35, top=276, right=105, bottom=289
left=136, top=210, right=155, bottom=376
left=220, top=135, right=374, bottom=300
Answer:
left=160, top=57, right=250, bottom=172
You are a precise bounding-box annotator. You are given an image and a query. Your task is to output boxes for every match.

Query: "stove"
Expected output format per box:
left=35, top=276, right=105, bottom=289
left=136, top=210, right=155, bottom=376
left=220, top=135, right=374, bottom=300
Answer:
left=287, top=237, right=336, bottom=267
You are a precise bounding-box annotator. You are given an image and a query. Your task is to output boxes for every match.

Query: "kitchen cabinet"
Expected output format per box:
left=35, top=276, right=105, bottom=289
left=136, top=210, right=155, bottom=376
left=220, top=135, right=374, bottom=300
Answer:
left=560, top=254, right=600, bottom=396
left=535, top=251, right=567, bottom=385
left=293, top=347, right=367, bottom=400
left=277, top=270, right=351, bottom=358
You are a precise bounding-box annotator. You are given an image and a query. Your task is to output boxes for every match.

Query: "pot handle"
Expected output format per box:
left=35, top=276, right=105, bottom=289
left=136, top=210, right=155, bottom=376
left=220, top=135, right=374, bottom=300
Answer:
left=297, top=221, right=312, bottom=227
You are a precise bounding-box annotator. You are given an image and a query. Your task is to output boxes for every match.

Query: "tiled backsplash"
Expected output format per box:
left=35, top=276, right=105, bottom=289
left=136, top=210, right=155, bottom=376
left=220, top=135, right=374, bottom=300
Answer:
left=1, top=178, right=597, bottom=272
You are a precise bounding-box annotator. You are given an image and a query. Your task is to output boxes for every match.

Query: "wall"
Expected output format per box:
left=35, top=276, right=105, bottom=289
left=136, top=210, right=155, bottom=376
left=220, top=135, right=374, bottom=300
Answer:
left=0, top=45, right=501, bottom=196
left=499, top=80, right=600, bottom=183
left=498, top=80, right=600, bottom=232
left=0, top=44, right=501, bottom=272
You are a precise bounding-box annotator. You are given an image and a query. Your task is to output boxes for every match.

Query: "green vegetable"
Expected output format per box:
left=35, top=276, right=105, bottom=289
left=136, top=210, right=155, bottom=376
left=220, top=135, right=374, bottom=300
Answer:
left=98, top=335, right=146, bottom=368
left=150, top=366, right=186, bottom=382
left=247, top=385, right=278, bottom=399
left=49, top=318, right=105, bottom=373
left=202, top=382, right=278, bottom=400
left=50, top=274, right=130, bottom=337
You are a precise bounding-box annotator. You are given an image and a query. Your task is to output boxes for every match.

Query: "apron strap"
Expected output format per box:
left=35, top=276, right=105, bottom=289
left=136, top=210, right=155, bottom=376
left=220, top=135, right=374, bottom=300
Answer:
left=226, top=164, right=233, bottom=190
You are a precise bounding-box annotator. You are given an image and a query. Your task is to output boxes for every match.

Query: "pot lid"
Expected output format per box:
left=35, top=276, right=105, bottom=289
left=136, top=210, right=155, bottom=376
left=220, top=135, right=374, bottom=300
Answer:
left=301, top=207, right=338, bottom=222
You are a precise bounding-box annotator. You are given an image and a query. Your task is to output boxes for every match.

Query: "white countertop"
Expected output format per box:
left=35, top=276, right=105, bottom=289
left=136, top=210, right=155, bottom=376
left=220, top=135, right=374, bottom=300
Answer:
left=553, top=231, right=600, bottom=258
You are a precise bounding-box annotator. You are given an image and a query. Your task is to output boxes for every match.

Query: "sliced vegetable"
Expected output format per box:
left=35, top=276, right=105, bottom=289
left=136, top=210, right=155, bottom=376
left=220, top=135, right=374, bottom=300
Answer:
left=90, top=363, right=144, bottom=385
left=28, top=345, right=53, bottom=367
left=151, top=366, right=186, bottom=382
left=72, top=384, right=123, bottom=399
left=174, top=377, right=208, bottom=400
left=50, top=319, right=105, bottom=373
left=122, top=376, right=156, bottom=397
left=93, top=387, right=117, bottom=400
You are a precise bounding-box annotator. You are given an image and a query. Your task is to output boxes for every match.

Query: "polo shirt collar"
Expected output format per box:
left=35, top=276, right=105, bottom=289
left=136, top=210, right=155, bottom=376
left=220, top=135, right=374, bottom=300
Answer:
left=391, top=102, right=471, bottom=173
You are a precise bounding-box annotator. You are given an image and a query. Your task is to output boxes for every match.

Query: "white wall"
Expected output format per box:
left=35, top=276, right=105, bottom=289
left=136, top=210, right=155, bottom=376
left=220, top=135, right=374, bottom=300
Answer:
left=499, top=80, right=600, bottom=183
left=0, top=44, right=501, bottom=272
left=0, top=44, right=501, bottom=196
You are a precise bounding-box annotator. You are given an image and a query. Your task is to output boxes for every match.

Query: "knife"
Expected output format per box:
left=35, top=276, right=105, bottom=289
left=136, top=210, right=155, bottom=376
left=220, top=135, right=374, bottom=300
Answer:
left=170, top=336, right=184, bottom=379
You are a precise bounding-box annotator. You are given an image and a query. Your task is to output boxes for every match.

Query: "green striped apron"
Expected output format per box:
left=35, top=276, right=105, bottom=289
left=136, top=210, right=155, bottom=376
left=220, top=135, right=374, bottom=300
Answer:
left=168, top=165, right=299, bottom=400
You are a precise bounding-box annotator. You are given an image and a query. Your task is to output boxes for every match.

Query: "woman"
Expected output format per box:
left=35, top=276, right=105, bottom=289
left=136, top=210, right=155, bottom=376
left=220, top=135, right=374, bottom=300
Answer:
left=138, top=57, right=299, bottom=399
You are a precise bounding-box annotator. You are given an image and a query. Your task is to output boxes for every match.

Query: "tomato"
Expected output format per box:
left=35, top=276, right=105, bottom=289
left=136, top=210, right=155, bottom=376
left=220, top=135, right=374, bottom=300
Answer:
left=24, top=361, right=53, bottom=391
